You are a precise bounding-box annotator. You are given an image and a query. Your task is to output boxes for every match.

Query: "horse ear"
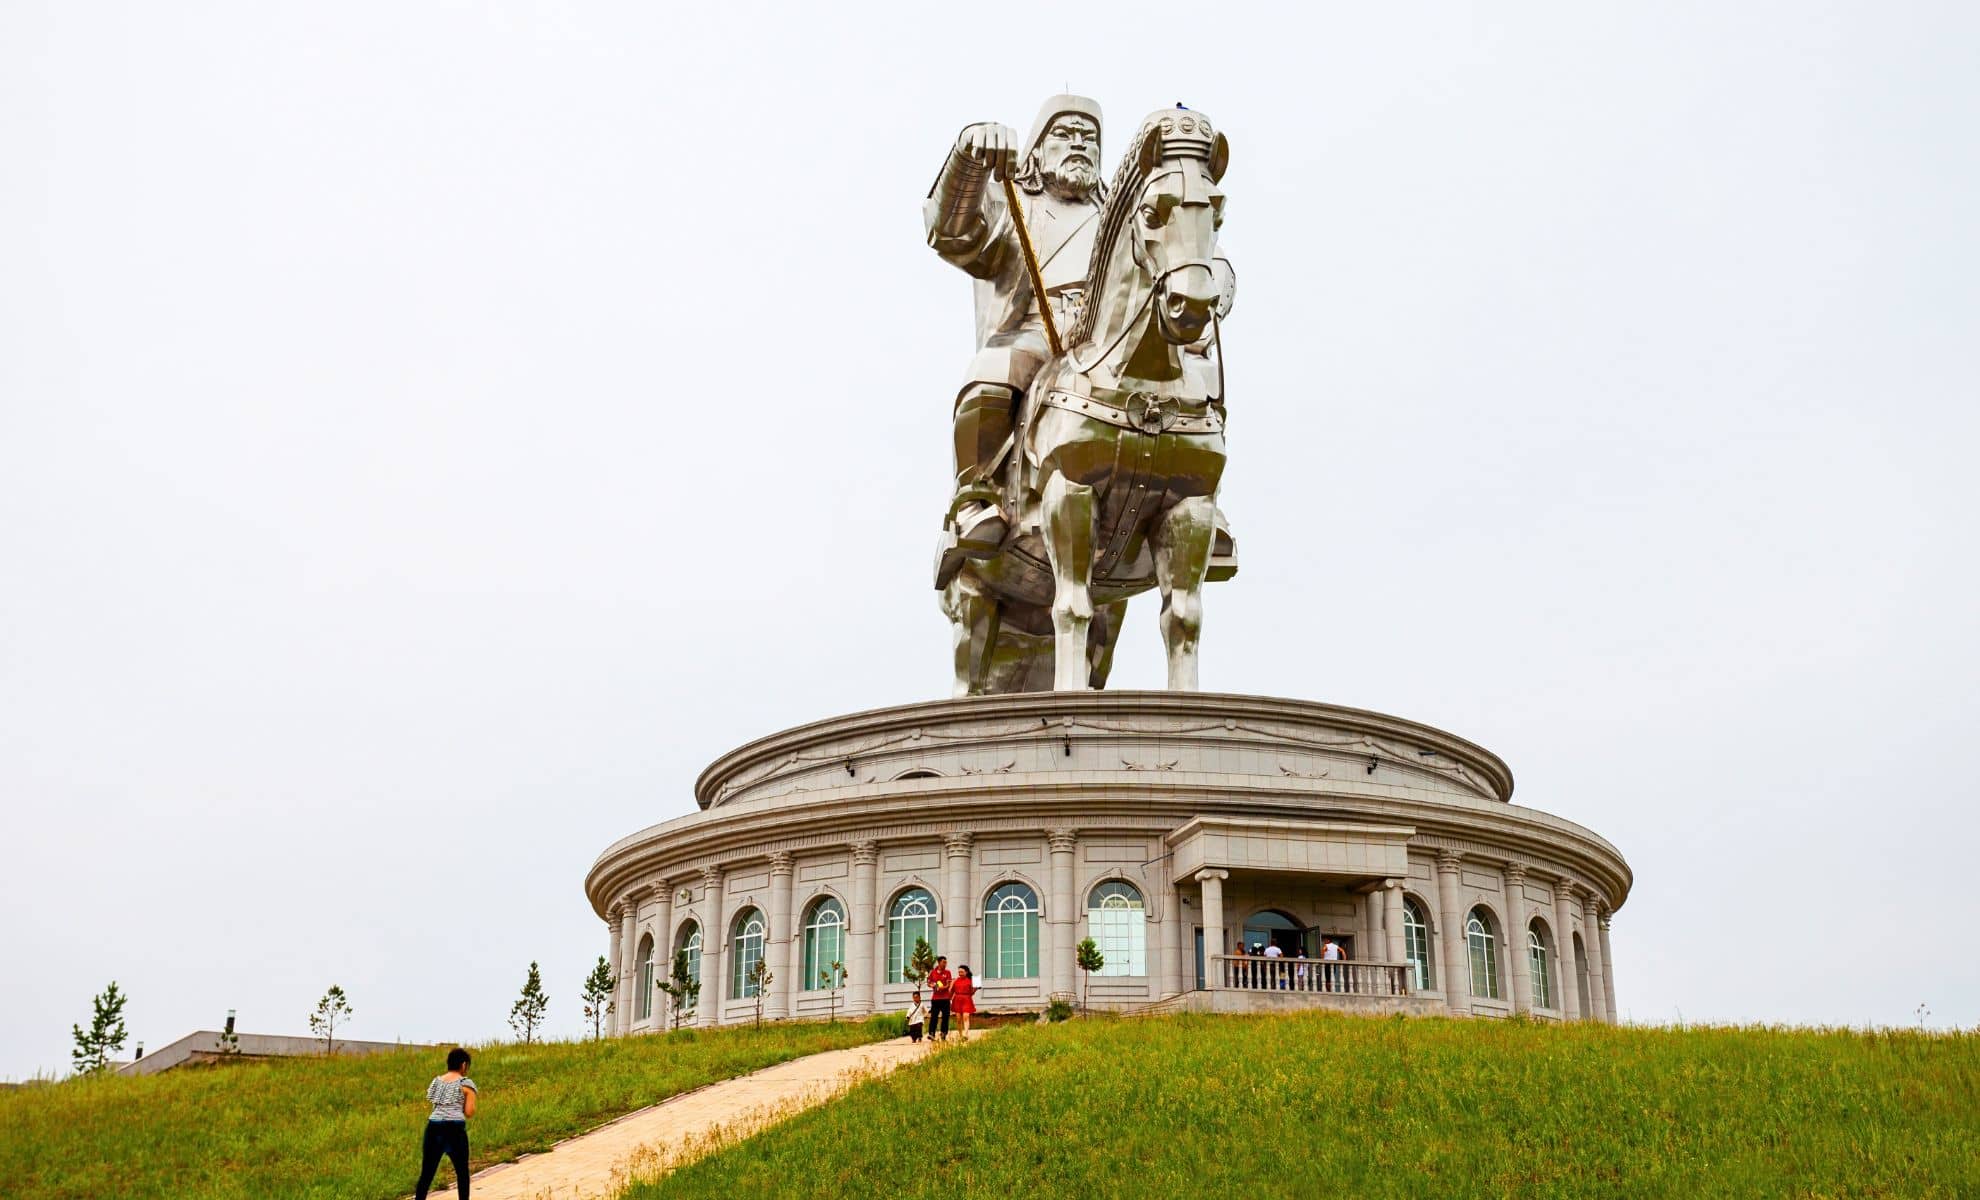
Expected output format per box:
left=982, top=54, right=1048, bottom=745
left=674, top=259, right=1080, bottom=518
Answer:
left=1208, top=132, right=1230, bottom=183
left=1137, top=129, right=1165, bottom=175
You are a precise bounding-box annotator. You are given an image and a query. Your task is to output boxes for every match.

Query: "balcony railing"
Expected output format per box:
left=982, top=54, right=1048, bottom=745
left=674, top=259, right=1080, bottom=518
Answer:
left=1212, top=955, right=1413, bottom=996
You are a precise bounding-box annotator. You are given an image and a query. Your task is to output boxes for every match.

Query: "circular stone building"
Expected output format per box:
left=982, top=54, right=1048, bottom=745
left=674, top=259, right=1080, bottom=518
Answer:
left=585, top=691, right=1630, bottom=1031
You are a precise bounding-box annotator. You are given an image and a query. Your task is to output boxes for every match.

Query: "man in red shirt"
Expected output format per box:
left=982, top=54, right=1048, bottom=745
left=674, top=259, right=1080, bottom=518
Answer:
left=926, top=956, right=955, bottom=1041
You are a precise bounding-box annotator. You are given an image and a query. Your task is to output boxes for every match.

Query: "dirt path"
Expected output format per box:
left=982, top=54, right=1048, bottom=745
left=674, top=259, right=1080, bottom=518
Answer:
left=440, top=1033, right=972, bottom=1199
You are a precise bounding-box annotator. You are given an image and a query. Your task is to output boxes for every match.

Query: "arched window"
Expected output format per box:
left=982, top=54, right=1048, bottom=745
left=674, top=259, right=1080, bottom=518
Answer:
left=1528, top=921, right=1553, bottom=1009
left=893, top=769, right=942, bottom=780
left=802, top=896, right=847, bottom=991
left=677, top=922, right=703, bottom=989
left=1466, top=907, right=1501, bottom=1000
left=730, top=907, right=766, bottom=999
left=1402, top=898, right=1433, bottom=989
left=982, top=882, right=1041, bottom=979
left=1087, top=880, right=1146, bottom=977
left=636, top=932, right=655, bottom=1021
left=887, top=887, right=939, bottom=982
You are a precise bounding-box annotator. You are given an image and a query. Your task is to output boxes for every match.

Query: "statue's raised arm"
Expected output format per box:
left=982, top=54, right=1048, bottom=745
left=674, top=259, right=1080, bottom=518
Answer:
left=924, top=122, right=1019, bottom=278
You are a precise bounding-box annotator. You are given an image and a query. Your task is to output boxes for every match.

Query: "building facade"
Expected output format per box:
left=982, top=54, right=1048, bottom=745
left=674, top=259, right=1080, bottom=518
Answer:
left=585, top=692, right=1630, bottom=1031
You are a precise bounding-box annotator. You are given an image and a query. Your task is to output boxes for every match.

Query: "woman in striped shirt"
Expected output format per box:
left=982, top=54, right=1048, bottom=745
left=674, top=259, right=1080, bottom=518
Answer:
left=415, top=1047, right=478, bottom=1199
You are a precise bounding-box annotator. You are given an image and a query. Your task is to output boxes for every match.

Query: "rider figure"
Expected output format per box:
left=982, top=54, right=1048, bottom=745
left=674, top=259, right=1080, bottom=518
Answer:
left=925, top=95, right=1106, bottom=589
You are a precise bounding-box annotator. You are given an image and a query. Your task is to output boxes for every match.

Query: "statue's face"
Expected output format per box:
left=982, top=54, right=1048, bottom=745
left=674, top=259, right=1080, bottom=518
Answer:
left=1036, top=115, right=1101, bottom=200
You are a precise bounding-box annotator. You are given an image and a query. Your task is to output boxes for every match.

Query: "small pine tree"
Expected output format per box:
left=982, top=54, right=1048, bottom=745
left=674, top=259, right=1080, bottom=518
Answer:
left=818, top=960, right=847, bottom=1023
left=906, top=937, right=937, bottom=988
left=308, top=986, right=353, bottom=1056
left=1076, top=936, right=1106, bottom=1013
left=70, top=981, right=130, bottom=1074
left=510, top=961, right=550, bottom=1044
left=581, top=956, right=617, bottom=1040
left=747, top=957, right=774, bottom=1029
left=657, top=949, right=701, bottom=1031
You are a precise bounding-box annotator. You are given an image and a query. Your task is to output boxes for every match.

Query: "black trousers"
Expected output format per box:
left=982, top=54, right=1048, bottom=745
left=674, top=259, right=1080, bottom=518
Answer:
left=930, top=998, right=953, bottom=1038
left=416, top=1119, right=470, bottom=1199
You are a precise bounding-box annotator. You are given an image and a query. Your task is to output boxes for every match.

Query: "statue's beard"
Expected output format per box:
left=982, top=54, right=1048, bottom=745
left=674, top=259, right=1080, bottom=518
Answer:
left=1041, top=160, right=1099, bottom=201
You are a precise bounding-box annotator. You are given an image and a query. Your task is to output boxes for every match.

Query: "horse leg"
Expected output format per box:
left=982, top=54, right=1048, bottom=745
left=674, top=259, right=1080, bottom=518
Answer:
left=1087, top=600, right=1128, bottom=689
left=1040, top=471, right=1097, bottom=691
left=942, top=579, right=999, bottom=698
left=1153, top=496, right=1217, bottom=690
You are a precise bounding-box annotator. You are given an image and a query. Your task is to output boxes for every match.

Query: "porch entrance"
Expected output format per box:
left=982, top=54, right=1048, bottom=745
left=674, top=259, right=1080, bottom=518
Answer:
left=1241, top=909, right=1304, bottom=957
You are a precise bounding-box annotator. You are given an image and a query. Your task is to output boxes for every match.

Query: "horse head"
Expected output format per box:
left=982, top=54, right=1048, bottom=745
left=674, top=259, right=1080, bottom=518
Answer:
left=1127, top=110, right=1230, bottom=346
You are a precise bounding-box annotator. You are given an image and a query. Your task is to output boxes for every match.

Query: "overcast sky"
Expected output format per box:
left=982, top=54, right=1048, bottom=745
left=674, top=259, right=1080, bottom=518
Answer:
left=3, top=2, right=1975, bottom=1078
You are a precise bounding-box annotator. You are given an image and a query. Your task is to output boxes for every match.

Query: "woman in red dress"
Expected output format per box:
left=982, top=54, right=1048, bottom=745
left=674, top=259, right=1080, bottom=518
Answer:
left=951, top=965, right=977, bottom=1037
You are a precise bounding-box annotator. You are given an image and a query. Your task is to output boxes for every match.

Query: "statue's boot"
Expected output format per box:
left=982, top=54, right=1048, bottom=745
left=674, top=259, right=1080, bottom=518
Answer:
left=1208, top=508, right=1240, bottom=582
left=933, top=383, right=1016, bottom=589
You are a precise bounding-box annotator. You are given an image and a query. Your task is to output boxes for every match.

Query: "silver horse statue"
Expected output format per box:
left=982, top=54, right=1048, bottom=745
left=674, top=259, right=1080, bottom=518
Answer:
left=942, top=109, right=1237, bottom=695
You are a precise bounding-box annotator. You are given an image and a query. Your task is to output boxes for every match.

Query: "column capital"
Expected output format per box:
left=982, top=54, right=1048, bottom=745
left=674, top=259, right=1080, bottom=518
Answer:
left=1554, top=876, right=1581, bottom=902
left=1193, top=868, right=1229, bottom=884
left=1598, top=911, right=1612, bottom=931
left=1503, top=863, right=1527, bottom=885
left=606, top=902, right=624, bottom=923
left=646, top=876, right=670, bottom=897
left=943, top=831, right=974, bottom=858
left=1382, top=877, right=1405, bottom=891
left=700, top=865, right=722, bottom=892
left=769, top=850, right=795, bottom=877
left=1047, top=827, right=1078, bottom=854
left=1436, top=849, right=1464, bottom=873
left=851, top=840, right=879, bottom=865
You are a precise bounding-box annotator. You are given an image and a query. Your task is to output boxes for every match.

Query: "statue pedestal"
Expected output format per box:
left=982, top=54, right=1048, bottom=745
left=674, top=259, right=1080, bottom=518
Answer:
left=587, top=692, right=1628, bottom=1030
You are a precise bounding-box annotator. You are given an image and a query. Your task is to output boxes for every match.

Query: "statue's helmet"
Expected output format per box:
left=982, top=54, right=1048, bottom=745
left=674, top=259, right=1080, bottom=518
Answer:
left=1023, top=94, right=1103, bottom=157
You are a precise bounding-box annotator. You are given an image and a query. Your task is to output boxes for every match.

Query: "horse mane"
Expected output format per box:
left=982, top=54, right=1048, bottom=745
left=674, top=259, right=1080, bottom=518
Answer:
left=1063, top=120, right=1161, bottom=350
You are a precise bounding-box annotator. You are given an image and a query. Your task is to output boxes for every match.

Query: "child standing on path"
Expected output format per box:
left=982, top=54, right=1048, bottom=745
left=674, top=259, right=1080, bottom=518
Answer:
left=905, top=990, right=928, bottom=1042
left=416, top=1047, right=478, bottom=1199
left=926, top=956, right=954, bottom=1040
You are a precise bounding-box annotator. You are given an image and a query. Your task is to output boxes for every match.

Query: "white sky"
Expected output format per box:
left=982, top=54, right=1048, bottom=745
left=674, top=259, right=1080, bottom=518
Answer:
left=3, top=2, right=1976, bottom=1077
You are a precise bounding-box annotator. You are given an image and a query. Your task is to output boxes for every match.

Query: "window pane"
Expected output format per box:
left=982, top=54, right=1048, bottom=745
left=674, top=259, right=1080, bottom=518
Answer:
left=1403, top=901, right=1431, bottom=990
left=732, top=910, right=766, bottom=999
left=803, top=899, right=846, bottom=991
left=1087, top=882, right=1145, bottom=977
left=887, top=888, right=939, bottom=982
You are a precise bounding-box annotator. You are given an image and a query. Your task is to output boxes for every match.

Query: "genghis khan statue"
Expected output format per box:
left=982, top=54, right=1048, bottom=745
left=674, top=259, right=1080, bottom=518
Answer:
left=925, top=95, right=1109, bottom=588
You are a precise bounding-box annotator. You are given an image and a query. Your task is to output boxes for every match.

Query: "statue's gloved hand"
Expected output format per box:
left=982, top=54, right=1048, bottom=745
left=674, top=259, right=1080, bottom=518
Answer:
left=956, top=123, right=1020, bottom=181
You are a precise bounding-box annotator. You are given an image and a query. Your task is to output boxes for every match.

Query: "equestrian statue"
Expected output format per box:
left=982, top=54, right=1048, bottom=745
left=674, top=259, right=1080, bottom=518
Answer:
left=926, top=96, right=1238, bottom=695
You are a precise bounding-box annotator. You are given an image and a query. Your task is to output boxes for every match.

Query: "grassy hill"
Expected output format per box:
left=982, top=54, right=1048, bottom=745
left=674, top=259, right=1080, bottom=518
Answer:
left=644, top=1012, right=1979, bottom=1200
left=0, top=1017, right=897, bottom=1200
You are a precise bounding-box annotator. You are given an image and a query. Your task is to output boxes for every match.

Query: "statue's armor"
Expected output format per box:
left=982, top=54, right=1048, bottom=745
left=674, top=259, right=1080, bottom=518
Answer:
left=925, top=97, right=1104, bottom=549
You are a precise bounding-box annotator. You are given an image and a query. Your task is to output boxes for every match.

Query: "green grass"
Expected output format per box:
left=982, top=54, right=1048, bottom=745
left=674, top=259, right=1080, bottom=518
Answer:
left=0, top=1017, right=900, bottom=1200
left=640, top=1012, right=1980, bottom=1199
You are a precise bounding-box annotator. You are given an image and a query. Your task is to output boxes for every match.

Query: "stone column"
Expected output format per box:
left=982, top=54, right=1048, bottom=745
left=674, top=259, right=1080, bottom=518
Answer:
left=1599, top=911, right=1619, bottom=1023
left=607, top=905, right=625, bottom=1035
left=1434, top=851, right=1469, bottom=1015
left=647, top=882, right=672, bottom=1030
left=699, top=866, right=724, bottom=1026
left=1196, top=869, right=1228, bottom=989
left=767, top=852, right=794, bottom=1020
left=850, top=841, right=879, bottom=1015
left=1504, top=864, right=1533, bottom=1016
left=1048, top=828, right=1078, bottom=1000
left=1580, top=890, right=1610, bottom=1023
left=943, top=832, right=973, bottom=971
left=1143, top=883, right=1164, bottom=1001
left=617, top=890, right=644, bottom=1033
left=1551, top=879, right=1582, bottom=1021
left=1168, top=877, right=1188, bottom=994
left=1362, top=888, right=1383, bottom=962
left=1383, top=880, right=1406, bottom=967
